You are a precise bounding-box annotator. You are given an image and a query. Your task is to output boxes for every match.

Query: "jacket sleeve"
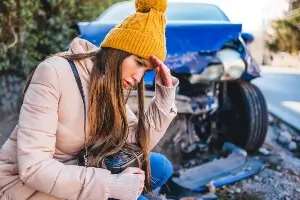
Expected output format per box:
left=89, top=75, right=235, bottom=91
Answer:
left=126, top=77, right=179, bottom=149
left=16, top=60, right=135, bottom=200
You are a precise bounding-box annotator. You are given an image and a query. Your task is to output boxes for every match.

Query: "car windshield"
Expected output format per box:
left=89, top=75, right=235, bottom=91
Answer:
left=97, top=2, right=229, bottom=22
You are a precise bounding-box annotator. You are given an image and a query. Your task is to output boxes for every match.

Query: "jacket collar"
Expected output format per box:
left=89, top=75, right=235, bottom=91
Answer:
left=68, top=37, right=98, bottom=82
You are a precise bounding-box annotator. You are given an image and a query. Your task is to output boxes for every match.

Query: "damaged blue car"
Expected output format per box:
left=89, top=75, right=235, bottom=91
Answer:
left=74, top=0, right=267, bottom=198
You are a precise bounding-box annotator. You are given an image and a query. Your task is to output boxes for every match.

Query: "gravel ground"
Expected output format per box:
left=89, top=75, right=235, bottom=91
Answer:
left=215, top=152, right=300, bottom=200
left=221, top=121, right=300, bottom=200
left=156, top=115, right=300, bottom=200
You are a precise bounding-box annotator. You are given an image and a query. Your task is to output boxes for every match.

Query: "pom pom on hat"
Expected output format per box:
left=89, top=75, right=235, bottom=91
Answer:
left=135, top=0, right=167, bottom=13
left=101, top=0, right=167, bottom=60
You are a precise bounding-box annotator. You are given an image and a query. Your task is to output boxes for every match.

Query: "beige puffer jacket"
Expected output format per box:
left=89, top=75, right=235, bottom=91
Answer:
left=0, top=38, right=178, bottom=200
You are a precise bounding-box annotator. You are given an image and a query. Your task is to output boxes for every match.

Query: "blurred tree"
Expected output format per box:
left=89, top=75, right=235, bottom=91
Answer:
left=0, top=0, right=123, bottom=74
left=266, top=11, right=300, bottom=57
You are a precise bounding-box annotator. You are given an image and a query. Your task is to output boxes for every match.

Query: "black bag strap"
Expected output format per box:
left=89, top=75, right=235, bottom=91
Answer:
left=21, top=60, right=88, bottom=167
left=68, top=60, right=88, bottom=167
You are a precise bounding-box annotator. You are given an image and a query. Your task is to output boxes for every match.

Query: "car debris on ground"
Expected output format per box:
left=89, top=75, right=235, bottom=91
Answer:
left=152, top=114, right=300, bottom=200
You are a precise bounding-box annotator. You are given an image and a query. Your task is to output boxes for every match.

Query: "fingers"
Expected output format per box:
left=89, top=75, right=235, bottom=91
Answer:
left=150, top=56, right=171, bottom=75
left=139, top=173, right=145, bottom=183
left=155, top=65, right=160, bottom=74
left=140, top=175, right=145, bottom=189
left=150, top=55, right=163, bottom=68
left=122, top=167, right=145, bottom=196
left=138, top=174, right=145, bottom=196
left=123, top=167, right=145, bottom=174
left=138, top=186, right=144, bottom=196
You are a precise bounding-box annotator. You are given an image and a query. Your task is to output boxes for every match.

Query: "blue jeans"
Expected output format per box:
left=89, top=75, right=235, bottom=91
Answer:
left=138, top=152, right=173, bottom=200
left=109, top=152, right=173, bottom=200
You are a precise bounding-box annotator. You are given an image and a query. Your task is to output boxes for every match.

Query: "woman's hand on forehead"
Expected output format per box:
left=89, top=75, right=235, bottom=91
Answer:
left=150, top=56, right=173, bottom=87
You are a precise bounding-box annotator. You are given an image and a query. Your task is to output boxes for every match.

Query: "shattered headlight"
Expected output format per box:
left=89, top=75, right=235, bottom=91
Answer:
left=189, top=64, right=224, bottom=83
left=216, top=48, right=246, bottom=80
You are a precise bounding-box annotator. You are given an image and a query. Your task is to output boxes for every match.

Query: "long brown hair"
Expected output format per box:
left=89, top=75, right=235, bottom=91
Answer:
left=57, top=48, right=152, bottom=193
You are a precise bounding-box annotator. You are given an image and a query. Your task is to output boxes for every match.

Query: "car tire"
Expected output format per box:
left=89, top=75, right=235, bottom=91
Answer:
left=220, top=80, right=268, bottom=152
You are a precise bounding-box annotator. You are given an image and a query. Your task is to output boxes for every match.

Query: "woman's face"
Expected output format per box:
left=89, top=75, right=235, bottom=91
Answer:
left=121, top=55, right=155, bottom=88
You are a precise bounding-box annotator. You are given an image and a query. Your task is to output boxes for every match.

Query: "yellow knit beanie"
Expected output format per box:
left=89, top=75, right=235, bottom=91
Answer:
left=100, top=0, right=167, bottom=61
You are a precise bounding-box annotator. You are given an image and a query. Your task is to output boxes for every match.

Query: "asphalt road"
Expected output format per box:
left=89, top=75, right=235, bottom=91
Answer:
left=252, top=67, right=300, bottom=130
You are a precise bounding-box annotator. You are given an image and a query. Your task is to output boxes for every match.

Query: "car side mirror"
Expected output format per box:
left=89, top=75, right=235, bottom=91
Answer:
left=241, top=32, right=254, bottom=44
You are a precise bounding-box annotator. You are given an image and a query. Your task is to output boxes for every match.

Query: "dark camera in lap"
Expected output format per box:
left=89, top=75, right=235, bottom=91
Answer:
left=77, top=146, right=144, bottom=174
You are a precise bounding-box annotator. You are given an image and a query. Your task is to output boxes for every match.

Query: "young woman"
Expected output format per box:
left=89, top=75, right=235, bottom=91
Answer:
left=0, top=0, right=178, bottom=199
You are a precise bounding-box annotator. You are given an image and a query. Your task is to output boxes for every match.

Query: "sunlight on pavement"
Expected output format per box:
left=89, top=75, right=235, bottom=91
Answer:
left=282, top=101, right=300, bottom=114
left=261, top=67, right=300, bottom=74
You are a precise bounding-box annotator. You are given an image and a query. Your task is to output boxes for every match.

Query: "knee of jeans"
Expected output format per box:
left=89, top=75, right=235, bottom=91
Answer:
left=162, top=156, right=173, bottom=181
left=150, top=153, right=173, bottom=182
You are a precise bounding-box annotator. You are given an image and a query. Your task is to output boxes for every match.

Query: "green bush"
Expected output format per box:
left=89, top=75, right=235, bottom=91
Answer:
left=0, top=0, right=124, bottom=75
left=266, top=11, right=300, bottom=57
